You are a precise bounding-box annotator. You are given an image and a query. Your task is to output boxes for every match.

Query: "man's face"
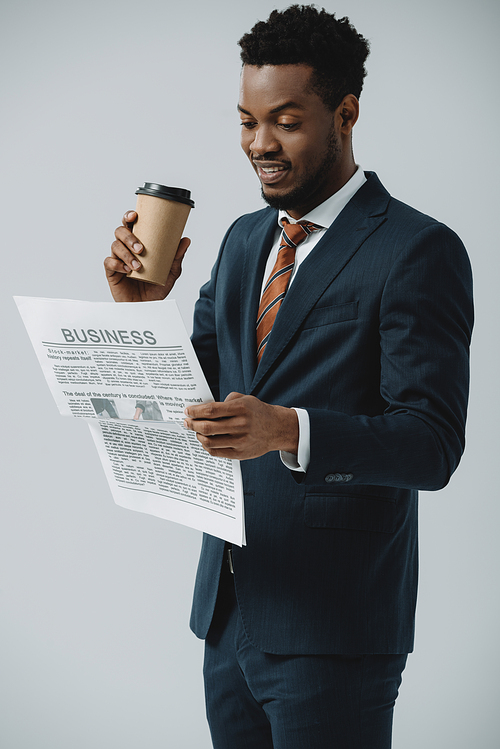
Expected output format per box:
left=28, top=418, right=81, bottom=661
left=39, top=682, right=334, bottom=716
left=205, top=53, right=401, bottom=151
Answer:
left=238, top=64, right=343, bottom=218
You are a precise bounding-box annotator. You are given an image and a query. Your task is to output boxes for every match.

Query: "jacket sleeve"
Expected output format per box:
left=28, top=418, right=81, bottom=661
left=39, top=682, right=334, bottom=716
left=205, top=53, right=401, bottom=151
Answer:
left=303, top=223, right=474, bottom=491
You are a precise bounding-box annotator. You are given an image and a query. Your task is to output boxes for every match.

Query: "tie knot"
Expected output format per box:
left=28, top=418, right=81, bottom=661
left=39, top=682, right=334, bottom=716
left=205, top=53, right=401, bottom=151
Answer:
left=281, top=218, right=321, bottom=248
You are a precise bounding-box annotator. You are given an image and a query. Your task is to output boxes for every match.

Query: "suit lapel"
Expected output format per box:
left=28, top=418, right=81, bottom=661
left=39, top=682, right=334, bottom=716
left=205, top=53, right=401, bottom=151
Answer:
left=239, top=209, right=278, bottom=392
left=249, top=173, right=390, bottom=393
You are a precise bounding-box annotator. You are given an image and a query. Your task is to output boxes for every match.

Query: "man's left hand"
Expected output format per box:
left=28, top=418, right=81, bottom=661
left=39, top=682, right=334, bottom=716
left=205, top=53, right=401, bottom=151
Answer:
left=183, top=392, right=299, bottom=460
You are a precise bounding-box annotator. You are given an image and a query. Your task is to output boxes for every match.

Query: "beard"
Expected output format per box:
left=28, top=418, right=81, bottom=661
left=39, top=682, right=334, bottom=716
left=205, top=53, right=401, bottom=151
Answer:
left=260, top=128, right=341, bottom=212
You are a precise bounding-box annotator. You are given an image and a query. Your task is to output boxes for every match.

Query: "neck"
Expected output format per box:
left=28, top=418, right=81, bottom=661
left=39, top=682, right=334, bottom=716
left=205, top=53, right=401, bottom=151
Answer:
left=287, top=156, right=357, bottom=220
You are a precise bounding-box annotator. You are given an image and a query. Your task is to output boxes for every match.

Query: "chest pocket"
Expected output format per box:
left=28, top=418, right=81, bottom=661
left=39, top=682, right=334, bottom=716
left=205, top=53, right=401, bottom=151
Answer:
left=302, top=300, right=358, bottom=330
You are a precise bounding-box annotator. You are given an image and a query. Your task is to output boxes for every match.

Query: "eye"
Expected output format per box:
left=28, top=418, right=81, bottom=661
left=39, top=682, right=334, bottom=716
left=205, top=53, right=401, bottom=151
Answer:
left=240, top=121, right=256, bottom=130
left=278, top=122, right=299, bottom=131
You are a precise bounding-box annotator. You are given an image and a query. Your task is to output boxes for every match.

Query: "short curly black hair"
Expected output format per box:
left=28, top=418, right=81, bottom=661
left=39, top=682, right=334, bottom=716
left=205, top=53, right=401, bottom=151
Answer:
left=238, top=5, right=370, bottom=112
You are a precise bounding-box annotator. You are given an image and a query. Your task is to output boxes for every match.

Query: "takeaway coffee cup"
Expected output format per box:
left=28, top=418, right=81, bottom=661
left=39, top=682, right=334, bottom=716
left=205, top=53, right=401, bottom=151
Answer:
left=127, top=182, right=195, bottom=286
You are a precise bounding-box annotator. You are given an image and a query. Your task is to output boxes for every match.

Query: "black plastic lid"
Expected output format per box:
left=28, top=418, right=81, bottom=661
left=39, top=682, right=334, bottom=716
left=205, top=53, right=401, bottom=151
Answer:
left=135, top=182, right=195, bottom=208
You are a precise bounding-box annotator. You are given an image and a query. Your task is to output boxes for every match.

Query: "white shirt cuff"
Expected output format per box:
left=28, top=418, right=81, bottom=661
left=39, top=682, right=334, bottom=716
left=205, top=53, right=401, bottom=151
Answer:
left=280, top=407, right=310, bottom=473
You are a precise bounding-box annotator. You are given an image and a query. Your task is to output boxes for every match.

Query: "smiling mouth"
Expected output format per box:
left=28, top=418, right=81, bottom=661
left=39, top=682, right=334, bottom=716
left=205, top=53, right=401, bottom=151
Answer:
left=253, top=161, right=290, bottom=185
left=259, top=165, right=286, bottom=173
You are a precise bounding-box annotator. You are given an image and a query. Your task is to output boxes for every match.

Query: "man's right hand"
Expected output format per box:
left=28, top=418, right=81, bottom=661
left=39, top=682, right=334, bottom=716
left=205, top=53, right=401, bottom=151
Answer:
left=104, top=210, right=191, bottom=303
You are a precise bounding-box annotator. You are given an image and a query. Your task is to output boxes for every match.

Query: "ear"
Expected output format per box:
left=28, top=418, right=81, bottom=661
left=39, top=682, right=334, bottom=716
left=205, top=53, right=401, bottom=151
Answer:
left=337, top=94, right=359, bottom=135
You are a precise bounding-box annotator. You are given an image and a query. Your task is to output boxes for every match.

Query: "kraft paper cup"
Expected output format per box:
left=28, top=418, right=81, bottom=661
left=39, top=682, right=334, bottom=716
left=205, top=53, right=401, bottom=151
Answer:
left=127, top=183, right=195, bottom=286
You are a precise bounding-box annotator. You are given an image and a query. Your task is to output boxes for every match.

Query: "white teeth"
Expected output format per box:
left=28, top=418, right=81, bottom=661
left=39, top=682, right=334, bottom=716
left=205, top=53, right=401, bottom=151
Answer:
left=261, top=166, right=285, bottom=173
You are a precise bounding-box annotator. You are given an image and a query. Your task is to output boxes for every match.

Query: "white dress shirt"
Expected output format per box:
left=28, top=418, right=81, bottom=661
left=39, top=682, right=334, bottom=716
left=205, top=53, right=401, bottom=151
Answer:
left=260, top=166, right=367, bottom=472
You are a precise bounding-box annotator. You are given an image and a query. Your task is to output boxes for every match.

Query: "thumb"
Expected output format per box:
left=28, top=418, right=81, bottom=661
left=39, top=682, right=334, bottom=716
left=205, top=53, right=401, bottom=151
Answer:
left=224, top=391, right=245, bottom=402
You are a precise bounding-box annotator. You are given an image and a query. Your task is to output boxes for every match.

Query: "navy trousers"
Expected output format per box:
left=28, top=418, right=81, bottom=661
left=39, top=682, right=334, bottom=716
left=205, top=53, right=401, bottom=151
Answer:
left=203, top=559, right=407, bottom=749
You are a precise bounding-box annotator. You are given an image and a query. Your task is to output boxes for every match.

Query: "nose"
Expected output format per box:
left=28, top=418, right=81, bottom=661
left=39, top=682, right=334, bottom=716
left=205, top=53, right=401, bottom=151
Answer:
left=248, top=125, right=281, bottom=157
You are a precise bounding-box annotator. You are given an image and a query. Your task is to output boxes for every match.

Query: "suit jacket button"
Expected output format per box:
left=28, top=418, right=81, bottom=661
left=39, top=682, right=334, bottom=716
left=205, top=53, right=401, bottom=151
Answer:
left=325, top=474, right=336, bottom=483
left=344, top=473, right=353, bottom=482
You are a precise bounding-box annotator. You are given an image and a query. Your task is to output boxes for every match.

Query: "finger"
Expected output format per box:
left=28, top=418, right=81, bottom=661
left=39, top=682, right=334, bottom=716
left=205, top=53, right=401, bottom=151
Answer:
left=200, top=444, right=239, bottom=459
left=111, top=232, right=143, bottom=273
left=168, top=237, right=191, bottom=279
left=174, top=237, right=191, bottom=259
left=224, top=391, right=245, bottom=403
left=196, top=434, right=253, bottom=460
left=122, top=210, right=138, bottom=228
left=185, top=394, right=245, bottom=420
left=114, top=224, right=144, bottom=255
left=108, top=241, right=141, bottom=273
left=196, top=432, right=246, bottom=451
left=104, top=255, right=133, bottom=277
left=184, top=415, right=246, bottom=436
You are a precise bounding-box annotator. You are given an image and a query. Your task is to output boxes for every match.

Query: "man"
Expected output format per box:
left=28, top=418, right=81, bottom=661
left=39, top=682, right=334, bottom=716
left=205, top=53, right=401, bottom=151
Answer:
left=105, top=6, right=473, bottom=748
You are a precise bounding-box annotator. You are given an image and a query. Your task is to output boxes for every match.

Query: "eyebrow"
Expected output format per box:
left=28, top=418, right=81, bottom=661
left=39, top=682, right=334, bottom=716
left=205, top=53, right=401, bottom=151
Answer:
left=237, top=101, right=306, bottom=115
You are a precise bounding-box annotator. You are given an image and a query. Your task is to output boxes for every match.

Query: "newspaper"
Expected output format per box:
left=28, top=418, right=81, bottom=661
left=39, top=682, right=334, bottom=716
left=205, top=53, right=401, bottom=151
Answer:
left=14, top=296, right=245, bottom=546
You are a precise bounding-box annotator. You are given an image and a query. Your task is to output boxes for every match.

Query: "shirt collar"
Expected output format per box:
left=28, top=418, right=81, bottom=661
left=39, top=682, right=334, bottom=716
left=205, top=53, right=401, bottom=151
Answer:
left=278, top=166, right=367, bottom=229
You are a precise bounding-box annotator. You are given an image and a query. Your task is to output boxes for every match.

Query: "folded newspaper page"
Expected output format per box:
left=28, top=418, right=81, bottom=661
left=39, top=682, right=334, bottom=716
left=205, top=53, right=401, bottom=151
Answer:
left=14, top=296, right=245, bottom=546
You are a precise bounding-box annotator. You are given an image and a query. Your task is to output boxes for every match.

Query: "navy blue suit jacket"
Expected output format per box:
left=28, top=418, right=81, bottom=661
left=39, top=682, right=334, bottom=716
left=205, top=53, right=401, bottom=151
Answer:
left=189, top=172, right=473, bottom=655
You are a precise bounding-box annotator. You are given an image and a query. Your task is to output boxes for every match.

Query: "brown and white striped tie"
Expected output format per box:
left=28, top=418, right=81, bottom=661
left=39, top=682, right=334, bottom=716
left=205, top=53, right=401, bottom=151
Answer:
left=256, top=219, right=320, bottom=362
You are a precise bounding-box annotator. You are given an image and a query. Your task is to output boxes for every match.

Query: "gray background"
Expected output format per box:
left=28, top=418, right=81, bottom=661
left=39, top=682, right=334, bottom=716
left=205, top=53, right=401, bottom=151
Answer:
left=1, top=0, right=499, bottom=746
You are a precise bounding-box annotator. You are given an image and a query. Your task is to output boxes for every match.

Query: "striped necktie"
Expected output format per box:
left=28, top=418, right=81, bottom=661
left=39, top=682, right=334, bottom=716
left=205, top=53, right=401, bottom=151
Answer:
left=256, top=218, right=320, bottom=362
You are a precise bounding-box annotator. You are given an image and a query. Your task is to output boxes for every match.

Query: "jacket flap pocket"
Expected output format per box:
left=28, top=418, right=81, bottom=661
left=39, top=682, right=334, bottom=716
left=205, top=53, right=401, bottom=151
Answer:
left=302, top=301, right=358, bottom=330
left=304, top=493, right=396, bottom=533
